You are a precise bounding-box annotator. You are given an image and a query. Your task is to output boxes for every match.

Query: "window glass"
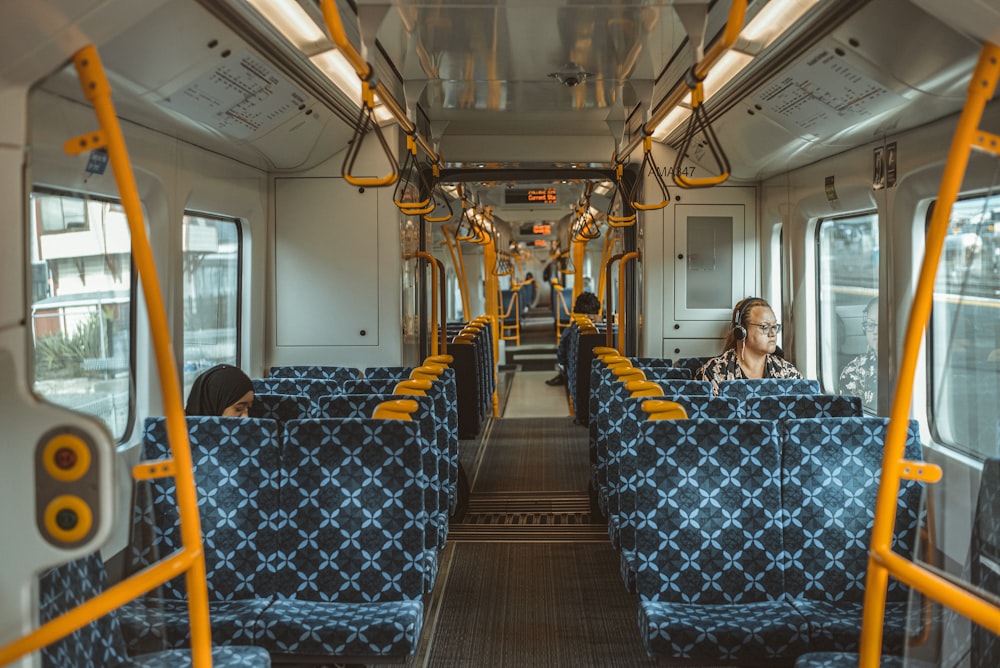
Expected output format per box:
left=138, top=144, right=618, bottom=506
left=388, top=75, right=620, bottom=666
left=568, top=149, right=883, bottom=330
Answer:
left=182, top=214, right=241, bottom=399
left=817, top=213, right=880, bottom=411
left=30, top=191, right=133, bottom=439
left=930, top=195, right=1000, bottom=459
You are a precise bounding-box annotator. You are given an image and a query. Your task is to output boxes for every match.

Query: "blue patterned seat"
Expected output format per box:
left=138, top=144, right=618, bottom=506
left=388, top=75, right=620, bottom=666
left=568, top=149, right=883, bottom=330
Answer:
left=345, top=374, right=459, bottom=513
left=248, top=392, right=314, bottom=424
left=40, top=553, right=270, bottom=667
left=718, top=378, right=822, bottom=401
left=794, top=652, right=904, bottom=667
left=634, top=418, right=810, bottom=662
left=589, top=368, right=709, bottom=504
left=252, top=377, right=341, bottom=400
left=610, top=395, right=741, bottom=589
left=122, top=417, right=281, bottom=653
left=267, top=365, right=360, bottom=383
left=742, top=394, right=862, bottom=420
left=674, top=356, right=714, bottom=376
left=266, top=418, right=426, bottom=660
left=314, top=393, right=447, bottom=553
left=781, top=417, right=923, bottom=655
left=969, top=457, right=1000, bottom=664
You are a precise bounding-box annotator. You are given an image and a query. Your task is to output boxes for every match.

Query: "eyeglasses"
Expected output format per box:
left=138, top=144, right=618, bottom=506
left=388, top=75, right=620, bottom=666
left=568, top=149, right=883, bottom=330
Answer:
left=749, top=323, right=781, bottom=335
left=862, top=321, right=878, bottom=332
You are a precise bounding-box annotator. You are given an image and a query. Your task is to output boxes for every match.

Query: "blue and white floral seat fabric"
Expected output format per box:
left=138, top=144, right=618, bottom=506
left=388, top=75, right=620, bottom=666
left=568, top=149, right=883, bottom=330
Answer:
left=718, top=377, right=822, bottom=402
left=251, top=377, right=341, bottom=401
left=971, top=458, right=1000, bottom=665
left=362, top=366, right=413, bottom=381
left=248, top=393, right=314, bottom=426
left=346, top=374, right=459, bottom=511
left=742, top=393, right=863, bottom=420
left=267, top=365, right=360, bottom=383
left=634, top=418, right=811, bottom=662
left=781, top=417, right=923, bottom=655
left=314, top=393, right=447, bottom=552
left=673, top=356, right=714, bottom=376
left=122, top=417, right=281, bottom=652
left=611, top=395, right=741, bottom=589
left=588, top=367, right=709, bottom=500
left=266, top=418, right=426, bottom=660
left=40, top=553, right=270, bottom=667
left=794, top=651, right=904, bottom=667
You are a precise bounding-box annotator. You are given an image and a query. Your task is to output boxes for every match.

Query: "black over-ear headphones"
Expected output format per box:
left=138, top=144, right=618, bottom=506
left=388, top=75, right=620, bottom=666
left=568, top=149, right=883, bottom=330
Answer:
left=731, top=298, right=757, bottom=341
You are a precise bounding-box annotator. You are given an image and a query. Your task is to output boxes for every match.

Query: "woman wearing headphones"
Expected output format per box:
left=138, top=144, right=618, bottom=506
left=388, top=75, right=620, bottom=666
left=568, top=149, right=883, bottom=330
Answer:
left=695, top=297, right=803, bottom=395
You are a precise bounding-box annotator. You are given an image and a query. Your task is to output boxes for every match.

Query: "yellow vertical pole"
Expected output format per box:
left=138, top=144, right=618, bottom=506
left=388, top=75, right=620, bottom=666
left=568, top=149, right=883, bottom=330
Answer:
left=483, top=239, right=501, bottom=417
left=572, top=238, right=587, bottom=303
left=859, top=42, right=1000, bottom=667
left=68, top=46, right=212, bottom=666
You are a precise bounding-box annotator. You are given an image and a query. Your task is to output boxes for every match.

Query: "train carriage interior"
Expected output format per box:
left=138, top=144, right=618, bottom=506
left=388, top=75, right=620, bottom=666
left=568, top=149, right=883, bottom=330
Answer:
left=2, top=0, right=1000, bottom=666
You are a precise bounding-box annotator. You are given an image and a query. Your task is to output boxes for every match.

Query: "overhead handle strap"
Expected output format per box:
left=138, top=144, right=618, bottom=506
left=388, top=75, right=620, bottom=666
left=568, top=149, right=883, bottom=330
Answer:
left=424, top=164, right=455, bottom=223
left=342, top=80, right=399, bottom=188
left=393, top=133, right=435, bottom=214
left=673, top=77, right=731, bottom=188
left=606, top=159, right=636, bottom=227
left=629, top=135, right=670, bottom=211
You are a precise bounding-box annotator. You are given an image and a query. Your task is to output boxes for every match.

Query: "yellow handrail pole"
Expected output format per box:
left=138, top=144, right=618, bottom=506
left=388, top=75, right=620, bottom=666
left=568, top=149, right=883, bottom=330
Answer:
left=482, top=239, right=501, bottom=417
left=0, top=45, right=213, bottom=668
left=617, top=252, right=640, bottom=354
left=617, top=0, right=746, bottom=162
left=442, top=226, right=471, bottom=320
left=415, top=251, right=447, bottom=355
left=319, top=0, right=439, bottom=165
left=0, top=550, right=197, bottom=665
left=572, top=237, right=587, bottom=303
left=859, top=42, right=1000, bottom=667
left=406, top=252, right=438, bottom=356
left=605, top=252, right=626, bottom=348
left=597, top=228, right=617, bottom=312
left=71, top=46, right=212, bottom=666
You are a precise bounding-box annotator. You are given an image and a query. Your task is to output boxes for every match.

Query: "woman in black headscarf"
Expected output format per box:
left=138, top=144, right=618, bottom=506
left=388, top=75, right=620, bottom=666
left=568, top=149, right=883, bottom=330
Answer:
left=185, top=364, right=254, bottom=417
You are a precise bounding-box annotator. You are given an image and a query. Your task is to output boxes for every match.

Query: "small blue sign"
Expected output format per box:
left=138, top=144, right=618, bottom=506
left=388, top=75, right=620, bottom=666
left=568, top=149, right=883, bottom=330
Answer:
left=86, top=149, right=109, bottom=175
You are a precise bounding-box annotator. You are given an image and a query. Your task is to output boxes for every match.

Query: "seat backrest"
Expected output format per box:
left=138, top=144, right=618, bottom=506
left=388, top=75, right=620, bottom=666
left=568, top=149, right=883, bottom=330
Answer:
left=277, top=418, right=426, bottom=602
left=267, top=365, right=360, bottom=383
left=132, top=417, right=281, bottom=600
left=39, top=552, right=130, bottom=667
left=252, top=377, right=341, bottom=400
left=971, top=458, right=1000, bottom=664
left=248, top=392, right=314, bottom=423
left=363, top=366, right=414, bottom=381
left=718, top=378, right=821, bottom=401
left=742, top=393, right=863, bottom=420
left=674, top=356, right=715, bottom=375
left=780, top=417, right=923, bottom=603
left=609, top=395, right=742, bottom=546
left=634, top=418, right=784, bottom=604
left=313, top=393, right=443, bottom=547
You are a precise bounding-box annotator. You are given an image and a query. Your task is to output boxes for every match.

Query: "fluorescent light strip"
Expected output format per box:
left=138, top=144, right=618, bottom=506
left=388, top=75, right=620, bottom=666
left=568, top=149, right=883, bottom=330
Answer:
left=653, top=0, right=819, bottom=139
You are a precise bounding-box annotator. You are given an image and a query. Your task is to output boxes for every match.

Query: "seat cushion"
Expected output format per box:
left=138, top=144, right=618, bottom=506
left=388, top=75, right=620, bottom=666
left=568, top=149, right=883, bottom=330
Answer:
left=638, top=599, right=810, bottom=662
left=256, top=598, right=423, bottom=658
left=794, top=652, right=904, bottom=668
left=789, top=599, right=909, bottom=655
left=119, top=598, right=272, bottom=653
left=122, top=645, right=271, bottom=667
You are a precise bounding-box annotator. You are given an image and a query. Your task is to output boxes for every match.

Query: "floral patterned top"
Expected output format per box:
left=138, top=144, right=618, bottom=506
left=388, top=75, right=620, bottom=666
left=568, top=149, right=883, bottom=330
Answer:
left=839, top=350, right=877, bottom=411
left=695, top=348, right=804, bottom=395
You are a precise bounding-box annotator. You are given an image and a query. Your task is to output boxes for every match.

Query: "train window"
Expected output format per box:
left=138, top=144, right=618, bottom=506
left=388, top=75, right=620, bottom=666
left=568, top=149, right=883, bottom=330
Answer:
left=29, top=190, right=134, bottom=440
left=182, top=214, right=242, bottom=399
left=816, top=212, right=880, bottom=412
left=929, top=195, right=1000, bottom=459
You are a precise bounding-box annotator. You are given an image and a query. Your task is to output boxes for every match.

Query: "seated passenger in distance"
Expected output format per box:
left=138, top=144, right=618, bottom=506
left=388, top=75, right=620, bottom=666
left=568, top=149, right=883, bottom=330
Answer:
left=839, top=297, right=878, bottom=411
left=546, top=291, right=603, bottom=386
left=185, top=364, right=254, bottom=417
left=696, top=296, right=803, bottom=395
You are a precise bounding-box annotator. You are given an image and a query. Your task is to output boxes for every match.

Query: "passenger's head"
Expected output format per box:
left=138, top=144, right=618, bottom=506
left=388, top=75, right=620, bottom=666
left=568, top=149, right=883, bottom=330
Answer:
left=862, top=297, right=878, bottom=351
left=573, top=291, right=601, bottom=315
left=185, top=364, right=254, bottom=417
left=726, top=297, right=780, bottom=354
